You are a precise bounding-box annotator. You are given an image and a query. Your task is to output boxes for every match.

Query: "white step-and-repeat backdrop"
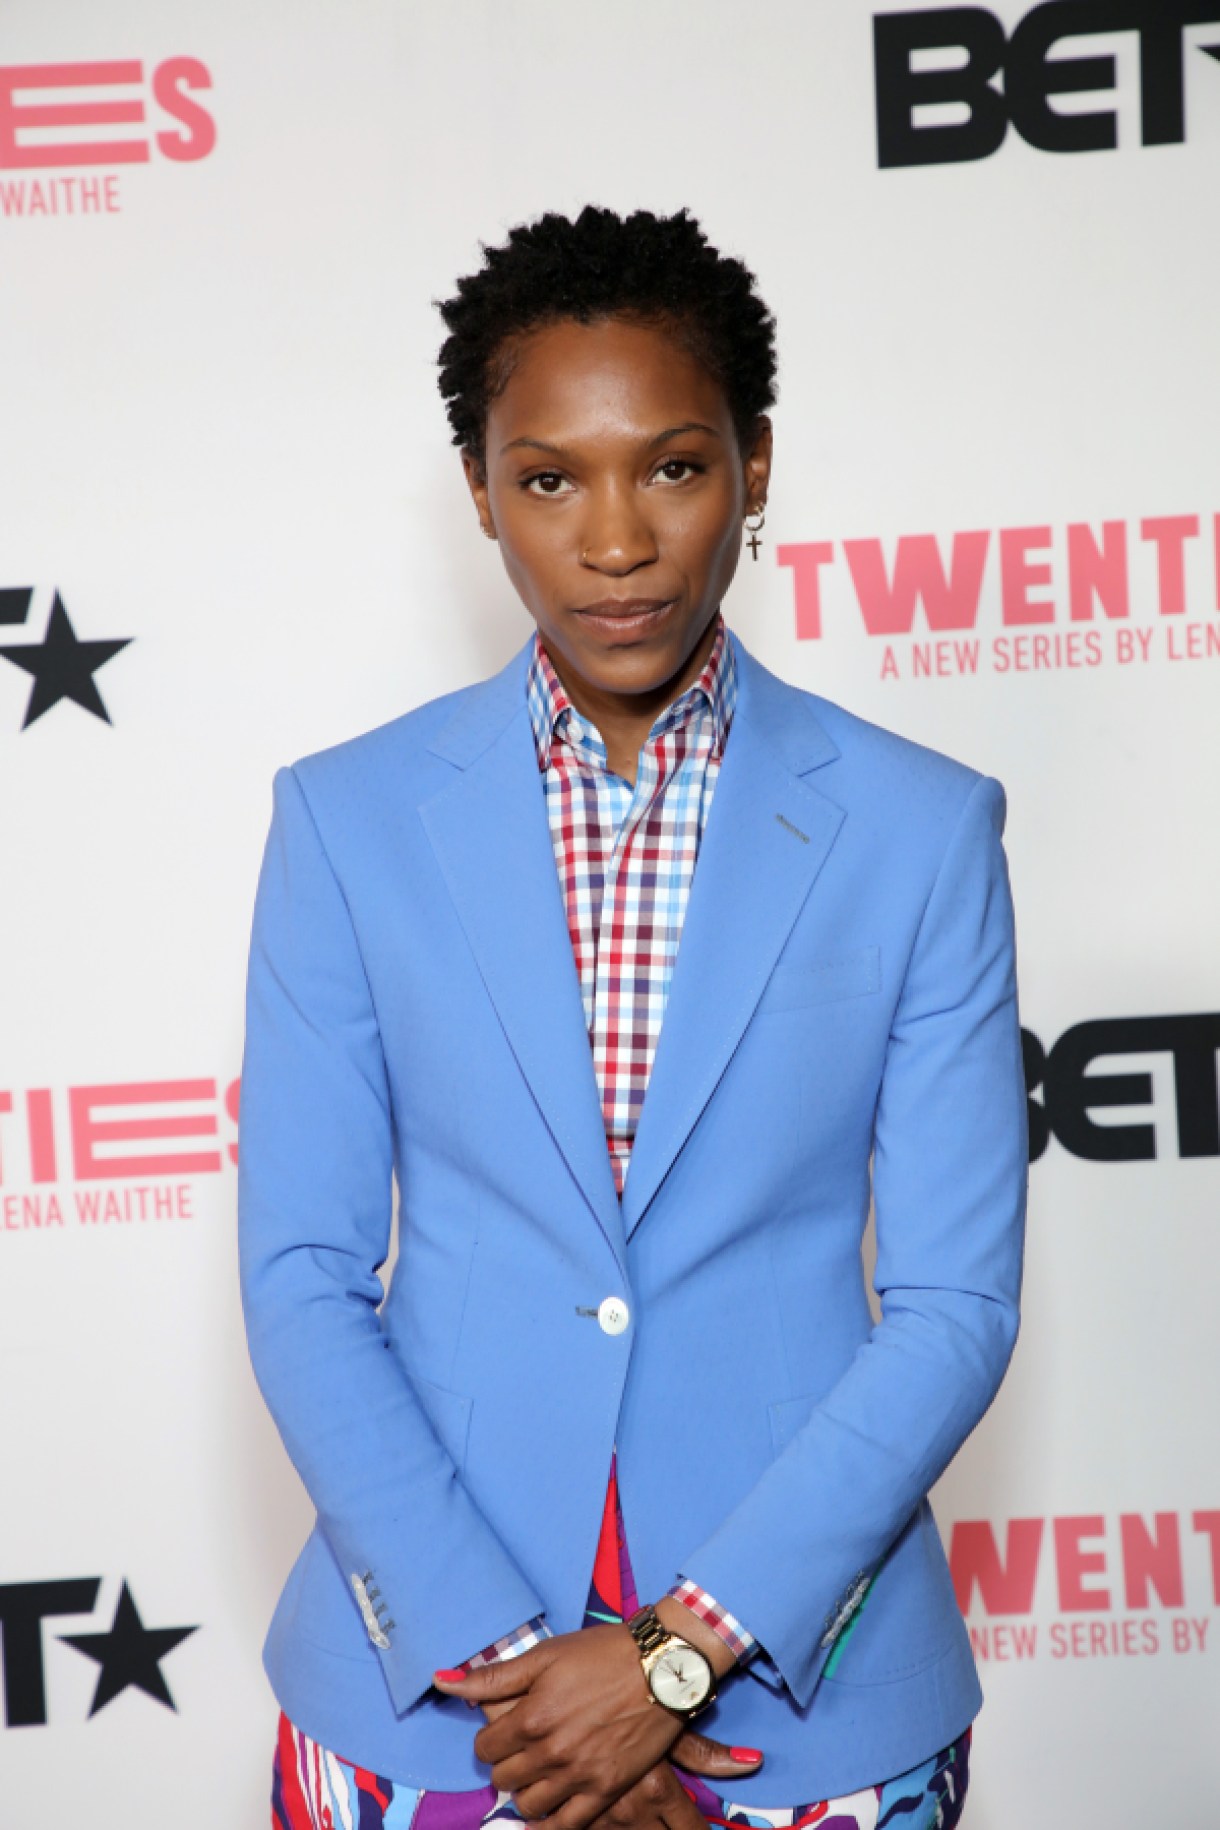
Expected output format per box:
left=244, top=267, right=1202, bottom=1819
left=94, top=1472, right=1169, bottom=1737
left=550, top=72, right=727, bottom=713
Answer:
left=2, top=3, right=1216, bottom=1823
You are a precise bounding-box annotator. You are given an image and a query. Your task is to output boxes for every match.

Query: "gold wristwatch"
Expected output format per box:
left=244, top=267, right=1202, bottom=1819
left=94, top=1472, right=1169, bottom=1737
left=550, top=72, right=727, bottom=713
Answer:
left=626, top=1603, right=718, bottom=1721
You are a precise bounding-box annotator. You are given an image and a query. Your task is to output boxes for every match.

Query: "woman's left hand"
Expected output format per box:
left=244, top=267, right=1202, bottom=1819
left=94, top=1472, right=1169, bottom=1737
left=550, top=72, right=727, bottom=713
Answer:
left=433, top=1626, right=700, bottom=1828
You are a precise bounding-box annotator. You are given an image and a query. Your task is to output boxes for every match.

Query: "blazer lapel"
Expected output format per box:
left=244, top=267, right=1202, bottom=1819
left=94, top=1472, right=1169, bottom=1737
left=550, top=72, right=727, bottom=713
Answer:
left=418, top=637, right=629, bottom=1281
left=620, top=632, right=845, bottom=1239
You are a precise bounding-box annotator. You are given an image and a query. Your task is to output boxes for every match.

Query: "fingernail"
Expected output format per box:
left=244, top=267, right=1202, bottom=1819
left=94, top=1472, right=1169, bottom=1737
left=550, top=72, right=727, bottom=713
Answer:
left=731, top=1747, right=762, bottom=1762
left=433, top=1669, right=466, bottom=1681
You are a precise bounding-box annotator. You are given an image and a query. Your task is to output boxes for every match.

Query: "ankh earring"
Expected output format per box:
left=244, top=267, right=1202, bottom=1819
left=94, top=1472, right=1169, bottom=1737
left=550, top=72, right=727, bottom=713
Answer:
left=744, top=504, right=766, bottom=561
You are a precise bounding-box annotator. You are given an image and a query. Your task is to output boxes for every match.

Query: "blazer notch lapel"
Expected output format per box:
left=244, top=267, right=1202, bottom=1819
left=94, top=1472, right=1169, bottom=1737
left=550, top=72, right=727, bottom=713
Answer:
left=418, top=660, right=627, bottom=1277
left=621, top=643, right=846, bottom=1238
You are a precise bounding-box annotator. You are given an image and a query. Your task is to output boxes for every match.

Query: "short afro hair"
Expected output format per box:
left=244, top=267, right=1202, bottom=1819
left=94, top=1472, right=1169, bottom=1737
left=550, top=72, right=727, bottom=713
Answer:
left=435, top=205, right=777, bottom=470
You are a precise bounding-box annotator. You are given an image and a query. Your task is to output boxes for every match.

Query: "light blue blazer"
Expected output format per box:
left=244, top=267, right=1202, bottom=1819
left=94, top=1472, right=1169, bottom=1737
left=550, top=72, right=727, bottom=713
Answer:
left=237, top=625, right=1028, bottom=1801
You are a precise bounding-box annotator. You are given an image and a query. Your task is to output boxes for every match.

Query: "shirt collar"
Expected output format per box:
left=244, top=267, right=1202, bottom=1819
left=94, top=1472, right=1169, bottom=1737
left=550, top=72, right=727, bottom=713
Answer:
left=525, top=613, right=736, bottom=771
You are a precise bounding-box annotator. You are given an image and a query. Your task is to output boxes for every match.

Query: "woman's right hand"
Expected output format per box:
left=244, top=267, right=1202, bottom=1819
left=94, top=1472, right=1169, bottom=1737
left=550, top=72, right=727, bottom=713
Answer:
left=577, top=1731, right=764, bottom=1830
left=476, top=1698, right=762, bottom=1830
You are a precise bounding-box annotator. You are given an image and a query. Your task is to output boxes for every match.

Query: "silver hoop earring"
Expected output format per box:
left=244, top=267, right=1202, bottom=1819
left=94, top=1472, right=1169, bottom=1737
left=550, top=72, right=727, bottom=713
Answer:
left=744, top=504, right=767, bottom=561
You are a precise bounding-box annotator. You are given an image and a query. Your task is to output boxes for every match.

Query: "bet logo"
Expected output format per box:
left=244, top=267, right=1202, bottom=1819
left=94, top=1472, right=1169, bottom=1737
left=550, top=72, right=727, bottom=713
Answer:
left=1023, top=1014, right=1220, bottom=1162
left=0, top=1577, right=198, bottom=1727
left=874, top=3, right=1220, bottom=167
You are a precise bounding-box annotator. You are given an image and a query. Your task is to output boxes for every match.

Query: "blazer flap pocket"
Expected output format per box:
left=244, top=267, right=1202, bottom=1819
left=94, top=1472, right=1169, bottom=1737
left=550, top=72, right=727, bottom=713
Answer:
left=410, top=1371, right=474, bottom=1472
left=768, top=1391, right=819, bottom=1456
left=758, top=945, right=881, bottom=1015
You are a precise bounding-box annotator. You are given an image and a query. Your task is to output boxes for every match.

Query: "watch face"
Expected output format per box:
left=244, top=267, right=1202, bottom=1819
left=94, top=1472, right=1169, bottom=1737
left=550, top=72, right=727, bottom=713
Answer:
left=649, top=1642, right=712, bottom=1712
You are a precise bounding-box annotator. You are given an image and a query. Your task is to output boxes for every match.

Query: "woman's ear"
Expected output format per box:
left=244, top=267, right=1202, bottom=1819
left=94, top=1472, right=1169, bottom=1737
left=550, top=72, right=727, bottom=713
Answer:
left=742, top=415, right=774, bottom=515
left=461, top=447, right=497, bottom=540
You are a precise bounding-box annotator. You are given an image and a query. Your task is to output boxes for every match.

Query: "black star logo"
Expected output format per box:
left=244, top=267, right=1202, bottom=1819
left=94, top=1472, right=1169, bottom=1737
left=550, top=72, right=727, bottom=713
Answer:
left=0, top=590, right=132, bottom=729
left=58, top=1580, right=199, bottom=1716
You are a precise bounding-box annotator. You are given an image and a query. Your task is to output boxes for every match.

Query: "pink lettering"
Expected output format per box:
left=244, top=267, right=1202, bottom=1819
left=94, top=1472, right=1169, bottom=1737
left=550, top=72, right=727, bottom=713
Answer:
left=70, top=1079, right=222, bottom=1179
left=777, top=542, right=835, bottom=641
left=1000, top=526, right=1055, bottom=626
left=1171, top=1617, right=1210, bottom=1653
left=950, top=1518, right=1043, bottom=1616
left=1115, top=627, right=1154, bottom=664
left=152, top=57, right=215, bottom=162
left=1120, top=1512, right=1183, bottom=1609
left=1141, top=515, right=1199, bottom=616
left=1055, top=1516, right=1111, bottom=1612
left=224, top=1075, right=240, bottom=1167
left=843, top=531, right=989, bottom=636
left=0, top=61, right=148, bottom=170
left=1067, top=520, right=1129, bottom=621
left=1192, top=1512, right=1220, bottom=1604
left=27, top=1088, right=56, bottom=1182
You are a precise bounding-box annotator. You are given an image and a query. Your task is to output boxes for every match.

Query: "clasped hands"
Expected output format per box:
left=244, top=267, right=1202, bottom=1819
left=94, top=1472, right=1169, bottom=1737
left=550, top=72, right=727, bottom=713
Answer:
left=433, top=1607, right=764, bottom=1830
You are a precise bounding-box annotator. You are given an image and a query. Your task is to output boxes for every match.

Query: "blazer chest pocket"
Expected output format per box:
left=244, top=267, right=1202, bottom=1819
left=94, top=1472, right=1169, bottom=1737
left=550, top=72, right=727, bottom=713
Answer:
left=756, top=945, right=881, bottom=1016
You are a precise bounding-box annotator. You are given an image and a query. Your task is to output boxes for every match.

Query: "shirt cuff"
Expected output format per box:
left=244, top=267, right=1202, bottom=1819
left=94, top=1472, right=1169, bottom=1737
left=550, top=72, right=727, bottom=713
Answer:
left=456, top=1613, right=553, bottom=1671
left=666, top=1577, right=760, bottom=1666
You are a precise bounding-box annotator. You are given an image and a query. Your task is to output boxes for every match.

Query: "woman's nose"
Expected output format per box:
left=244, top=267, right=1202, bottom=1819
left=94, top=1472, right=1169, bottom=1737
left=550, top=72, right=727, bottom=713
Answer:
left=578, top=484, right=658, bottom=573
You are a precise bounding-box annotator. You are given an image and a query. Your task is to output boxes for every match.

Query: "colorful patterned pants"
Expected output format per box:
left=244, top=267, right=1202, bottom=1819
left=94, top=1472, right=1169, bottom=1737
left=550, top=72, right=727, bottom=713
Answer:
left=272, top=1707, right=970, bottom=1830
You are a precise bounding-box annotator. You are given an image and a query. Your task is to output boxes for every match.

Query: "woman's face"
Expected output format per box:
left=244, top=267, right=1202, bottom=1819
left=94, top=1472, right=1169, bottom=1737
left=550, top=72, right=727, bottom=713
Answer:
left=463, top=315, right=771, bottom=705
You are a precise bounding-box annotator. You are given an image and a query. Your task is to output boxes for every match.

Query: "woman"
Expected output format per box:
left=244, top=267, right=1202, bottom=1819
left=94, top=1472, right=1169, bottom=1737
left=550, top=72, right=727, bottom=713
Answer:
left=238, top=206, right=1028, bottom=1830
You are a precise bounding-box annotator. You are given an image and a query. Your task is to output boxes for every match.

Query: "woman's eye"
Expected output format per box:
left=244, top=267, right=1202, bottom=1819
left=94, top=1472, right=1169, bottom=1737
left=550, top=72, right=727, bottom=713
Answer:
left=525, top=472, right=573, bottom=496
left=654, top=459, right=699, bottom=484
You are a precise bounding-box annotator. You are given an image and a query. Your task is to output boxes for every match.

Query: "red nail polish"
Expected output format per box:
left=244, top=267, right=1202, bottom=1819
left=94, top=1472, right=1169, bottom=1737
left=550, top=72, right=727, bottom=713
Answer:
left=731, top=1747, right=762, bottom=1761
left=433, top=1668, right=466, bottom=1681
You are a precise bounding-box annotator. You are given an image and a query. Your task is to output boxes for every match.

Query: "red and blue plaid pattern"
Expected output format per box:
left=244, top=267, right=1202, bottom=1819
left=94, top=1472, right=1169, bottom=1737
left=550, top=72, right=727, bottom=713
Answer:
left=525, top=614, right=735, bottom=1198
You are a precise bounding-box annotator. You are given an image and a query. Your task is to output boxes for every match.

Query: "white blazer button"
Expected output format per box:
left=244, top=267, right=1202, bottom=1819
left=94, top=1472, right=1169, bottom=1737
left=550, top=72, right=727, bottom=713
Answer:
left=598, top=1296, right=630, bottom=1335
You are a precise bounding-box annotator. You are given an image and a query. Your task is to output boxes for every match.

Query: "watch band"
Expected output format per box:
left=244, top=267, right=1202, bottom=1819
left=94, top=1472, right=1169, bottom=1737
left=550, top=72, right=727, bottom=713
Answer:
left=626, top=1602, right=671, bottom=1658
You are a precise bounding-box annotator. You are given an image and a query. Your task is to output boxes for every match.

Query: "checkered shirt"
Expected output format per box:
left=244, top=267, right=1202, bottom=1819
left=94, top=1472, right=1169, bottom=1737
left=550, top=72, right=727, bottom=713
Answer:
left=457, top=613, right=776, bottom=1679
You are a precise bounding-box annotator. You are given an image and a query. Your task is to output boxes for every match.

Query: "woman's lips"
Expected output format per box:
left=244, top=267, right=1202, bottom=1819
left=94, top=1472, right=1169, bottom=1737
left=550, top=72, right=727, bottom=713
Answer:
left=571, top=598, right=676, bottom=640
